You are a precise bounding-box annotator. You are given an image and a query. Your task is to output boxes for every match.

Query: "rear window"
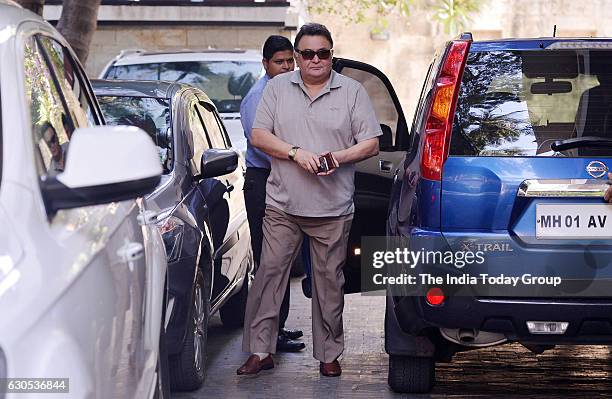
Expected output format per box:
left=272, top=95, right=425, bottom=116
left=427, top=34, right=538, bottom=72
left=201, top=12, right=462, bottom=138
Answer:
left=450, top=49, right=612, bottom=157
left=105, top=61, right=262, bottom=113
left=97, top=95, right=173, bottom=173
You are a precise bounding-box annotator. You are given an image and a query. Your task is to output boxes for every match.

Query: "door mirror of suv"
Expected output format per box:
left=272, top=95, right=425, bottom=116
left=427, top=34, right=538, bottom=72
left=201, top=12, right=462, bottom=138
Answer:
left=41, top=126, right=162, bottom=214
left=198, top=149, right=238, bottom=179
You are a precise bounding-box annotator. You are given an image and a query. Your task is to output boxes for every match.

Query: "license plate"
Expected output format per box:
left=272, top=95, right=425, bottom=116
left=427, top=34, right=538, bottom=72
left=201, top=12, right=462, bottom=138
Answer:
left=536, top=204, right=612, bottom=239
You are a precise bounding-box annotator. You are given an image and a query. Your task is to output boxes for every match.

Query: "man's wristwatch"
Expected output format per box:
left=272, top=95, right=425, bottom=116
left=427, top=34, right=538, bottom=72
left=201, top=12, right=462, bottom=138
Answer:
left=288, top=146, right=300, bottom=161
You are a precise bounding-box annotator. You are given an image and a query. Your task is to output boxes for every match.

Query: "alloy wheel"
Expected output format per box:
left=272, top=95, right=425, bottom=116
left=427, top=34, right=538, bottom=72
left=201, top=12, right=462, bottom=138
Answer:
left=193, top=282, right=205, bottom=373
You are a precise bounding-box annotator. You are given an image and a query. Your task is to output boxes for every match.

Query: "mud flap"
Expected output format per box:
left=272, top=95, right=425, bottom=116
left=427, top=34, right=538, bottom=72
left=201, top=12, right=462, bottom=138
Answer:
left=385, top=295, right=435, bottom=357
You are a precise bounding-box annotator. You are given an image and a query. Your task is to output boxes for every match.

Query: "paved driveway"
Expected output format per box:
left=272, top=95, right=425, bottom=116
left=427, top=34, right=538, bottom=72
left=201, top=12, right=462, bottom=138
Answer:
left=174, top=279, right=612, bottom=399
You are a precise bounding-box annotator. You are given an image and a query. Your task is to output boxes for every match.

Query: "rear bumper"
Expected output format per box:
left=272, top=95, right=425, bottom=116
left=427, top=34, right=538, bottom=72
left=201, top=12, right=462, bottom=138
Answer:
left=392, top=294, right=612, bottom=344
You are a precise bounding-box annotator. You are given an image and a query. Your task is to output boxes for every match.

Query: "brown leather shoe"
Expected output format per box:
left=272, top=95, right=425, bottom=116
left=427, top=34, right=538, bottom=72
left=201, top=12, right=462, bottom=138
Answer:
left=236, top=354, right=274, bottom=375
left=319, top=360, right=342, bottom=377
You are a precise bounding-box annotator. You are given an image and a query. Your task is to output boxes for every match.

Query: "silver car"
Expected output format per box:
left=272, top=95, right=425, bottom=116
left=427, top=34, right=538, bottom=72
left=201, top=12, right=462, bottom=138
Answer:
left=0, top=2, right=168, bottom=398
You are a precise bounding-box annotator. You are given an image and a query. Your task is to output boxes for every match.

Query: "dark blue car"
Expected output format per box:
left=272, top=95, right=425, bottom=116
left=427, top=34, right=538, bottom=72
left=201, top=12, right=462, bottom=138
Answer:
left=332, top=36, right=612, bottom=393
left=92, top=80, right=254, bottom=392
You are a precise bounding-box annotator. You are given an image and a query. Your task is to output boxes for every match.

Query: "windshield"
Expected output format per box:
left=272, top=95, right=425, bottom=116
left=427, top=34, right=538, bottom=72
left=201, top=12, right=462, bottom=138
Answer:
left=105, top=61, right=262, bottom=113
left=97, top=95, right=173, bottom=173
left=451, top=49, right=612, bottom=157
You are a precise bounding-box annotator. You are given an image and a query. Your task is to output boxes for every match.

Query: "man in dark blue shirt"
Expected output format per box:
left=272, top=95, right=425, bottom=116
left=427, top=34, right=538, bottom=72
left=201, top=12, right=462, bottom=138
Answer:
left=241, top=35, right=306, bottom=352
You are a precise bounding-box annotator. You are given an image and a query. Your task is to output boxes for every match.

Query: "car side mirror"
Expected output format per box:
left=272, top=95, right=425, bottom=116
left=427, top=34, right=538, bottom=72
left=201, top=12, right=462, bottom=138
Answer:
left=41, top=126, right=162, bottom=214
left=198, top=149, right=238, bottom=179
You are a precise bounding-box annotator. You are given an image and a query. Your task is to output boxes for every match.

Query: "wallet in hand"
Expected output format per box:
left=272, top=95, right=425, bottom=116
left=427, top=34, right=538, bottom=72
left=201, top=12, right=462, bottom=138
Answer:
left=318, top=152, right=337, bottom=173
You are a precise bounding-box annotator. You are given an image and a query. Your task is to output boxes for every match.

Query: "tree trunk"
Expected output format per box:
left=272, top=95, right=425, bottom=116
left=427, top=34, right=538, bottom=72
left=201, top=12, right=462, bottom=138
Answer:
left=14, top=0, right=45, bottom=16
left=56, top=0, right=101, bottom=65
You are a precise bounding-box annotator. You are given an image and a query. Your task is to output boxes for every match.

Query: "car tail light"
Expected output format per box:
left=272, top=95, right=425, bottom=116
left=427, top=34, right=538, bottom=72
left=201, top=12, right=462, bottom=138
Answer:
left=425, top=287, right=445, bottom=306
left=421, top=40, right=471, bottom=181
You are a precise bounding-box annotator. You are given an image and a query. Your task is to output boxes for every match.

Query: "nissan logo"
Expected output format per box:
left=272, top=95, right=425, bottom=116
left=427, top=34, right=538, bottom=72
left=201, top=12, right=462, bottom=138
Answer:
left=586, top=161, right=608, bottom=178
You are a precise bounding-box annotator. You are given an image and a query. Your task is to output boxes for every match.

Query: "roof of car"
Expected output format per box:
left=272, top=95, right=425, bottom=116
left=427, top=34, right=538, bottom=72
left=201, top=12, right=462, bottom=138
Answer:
left=470, top=37, right=612, bottom=51
left=0, top=1, right=43, bottom=28
left=111, top=49, right=262, bottom=66
left=91, top=79, right=214, bottom=106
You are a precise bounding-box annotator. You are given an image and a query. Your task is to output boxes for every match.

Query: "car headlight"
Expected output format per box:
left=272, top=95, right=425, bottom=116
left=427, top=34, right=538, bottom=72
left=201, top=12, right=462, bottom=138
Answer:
left=157, top=216, right=184, bottom=263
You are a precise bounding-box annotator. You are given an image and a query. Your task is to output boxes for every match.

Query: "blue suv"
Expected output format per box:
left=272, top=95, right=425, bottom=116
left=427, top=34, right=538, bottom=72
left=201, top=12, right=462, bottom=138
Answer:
left=380, top=34, right=612, bottom=392
left=331, top=35, right=612, bottom=393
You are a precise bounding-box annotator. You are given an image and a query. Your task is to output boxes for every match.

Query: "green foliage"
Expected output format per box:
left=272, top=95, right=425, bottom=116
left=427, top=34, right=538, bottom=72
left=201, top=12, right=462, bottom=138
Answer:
left=306, top=0, right=413, bottom=24
left=431, top=0, right=482, bottom=35
left=306, top=0, right=483, bottom=36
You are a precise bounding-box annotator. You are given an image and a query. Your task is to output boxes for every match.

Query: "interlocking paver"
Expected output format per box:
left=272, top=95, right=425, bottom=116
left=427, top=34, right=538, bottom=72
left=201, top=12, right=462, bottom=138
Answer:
left=174, top=278, right=612, bottom=399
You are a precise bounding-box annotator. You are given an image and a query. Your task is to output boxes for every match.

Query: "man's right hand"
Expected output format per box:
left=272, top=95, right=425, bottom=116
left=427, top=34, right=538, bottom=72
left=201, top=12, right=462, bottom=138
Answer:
left=294, top=148, right=320, bottom=174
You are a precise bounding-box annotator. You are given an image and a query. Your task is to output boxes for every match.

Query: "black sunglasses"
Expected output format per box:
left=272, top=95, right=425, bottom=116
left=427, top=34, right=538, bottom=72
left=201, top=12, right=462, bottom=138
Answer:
left=295, top=48, right=332, bottom=61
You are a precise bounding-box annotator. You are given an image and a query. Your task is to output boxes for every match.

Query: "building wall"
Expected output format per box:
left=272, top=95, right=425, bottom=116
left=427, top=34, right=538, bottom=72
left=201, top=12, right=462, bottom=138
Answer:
left=88, top=26, right=290, bottom=77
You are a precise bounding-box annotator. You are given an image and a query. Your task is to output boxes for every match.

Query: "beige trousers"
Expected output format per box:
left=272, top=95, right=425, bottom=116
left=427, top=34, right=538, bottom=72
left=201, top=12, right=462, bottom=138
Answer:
left=242, top=205, right=353, bottom=363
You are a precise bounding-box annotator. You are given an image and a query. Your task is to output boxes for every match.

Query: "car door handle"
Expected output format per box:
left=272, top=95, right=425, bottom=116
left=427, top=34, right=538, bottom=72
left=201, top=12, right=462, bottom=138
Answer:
left=117, top=241, right=145, bottom=262
left=379, top=159, right=393, bottom=173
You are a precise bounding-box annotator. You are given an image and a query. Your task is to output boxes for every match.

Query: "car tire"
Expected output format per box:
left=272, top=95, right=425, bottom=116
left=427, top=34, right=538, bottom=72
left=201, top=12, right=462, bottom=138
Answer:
left=388, top=355, right=435, bottom=393
left=169, top=269, right=209, bottom=391
left=219, top=276, right=249, bottom=328
left=153, top=326, right=171, bottom=399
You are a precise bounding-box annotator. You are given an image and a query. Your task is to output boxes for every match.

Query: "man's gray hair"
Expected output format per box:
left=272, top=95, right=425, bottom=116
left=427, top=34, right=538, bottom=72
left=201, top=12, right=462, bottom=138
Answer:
left=294, top=23, right=333, bottom=50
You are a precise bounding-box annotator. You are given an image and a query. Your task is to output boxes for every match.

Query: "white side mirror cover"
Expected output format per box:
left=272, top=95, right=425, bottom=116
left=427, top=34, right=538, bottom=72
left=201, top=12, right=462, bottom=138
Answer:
left=57, top=126, right=162, bottom=189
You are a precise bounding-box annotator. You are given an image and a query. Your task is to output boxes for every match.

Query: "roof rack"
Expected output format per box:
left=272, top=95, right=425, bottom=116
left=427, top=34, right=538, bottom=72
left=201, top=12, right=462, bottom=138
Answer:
left=458, top=32, right=473, bottom=41
left=138, top=49, right=249, bottom=56
left=117, top=48, right=146, bottom=59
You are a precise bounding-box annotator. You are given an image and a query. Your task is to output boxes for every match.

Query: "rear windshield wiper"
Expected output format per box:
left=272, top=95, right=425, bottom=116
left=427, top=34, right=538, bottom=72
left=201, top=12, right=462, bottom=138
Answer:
left=551, top=136, right=612, bottom=152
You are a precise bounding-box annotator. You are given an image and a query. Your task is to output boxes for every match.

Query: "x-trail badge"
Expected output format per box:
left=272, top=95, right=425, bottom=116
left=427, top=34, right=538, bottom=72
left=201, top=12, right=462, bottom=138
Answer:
left=586, top=161, right=608, bottom=178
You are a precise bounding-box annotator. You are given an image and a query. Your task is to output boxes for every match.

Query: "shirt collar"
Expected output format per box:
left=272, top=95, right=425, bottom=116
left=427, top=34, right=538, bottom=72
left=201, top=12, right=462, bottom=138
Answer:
left=290, top=70, right=343, bottom=89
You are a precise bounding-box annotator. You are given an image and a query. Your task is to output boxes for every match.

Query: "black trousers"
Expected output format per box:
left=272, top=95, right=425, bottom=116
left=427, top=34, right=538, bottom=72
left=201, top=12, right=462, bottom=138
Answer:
left=244, top=167, right=290, bottom=331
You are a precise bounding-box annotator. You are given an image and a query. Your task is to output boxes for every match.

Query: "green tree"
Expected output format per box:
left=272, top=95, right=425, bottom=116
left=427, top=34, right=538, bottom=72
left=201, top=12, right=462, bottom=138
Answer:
left=432, top=0, right=482, bottom=34
left=306, top=0, right=483, bottom=36
left=307, top=0, right=412, bottom=24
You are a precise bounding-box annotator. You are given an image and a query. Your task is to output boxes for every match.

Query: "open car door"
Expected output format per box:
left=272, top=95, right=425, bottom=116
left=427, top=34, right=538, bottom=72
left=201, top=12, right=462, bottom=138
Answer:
left=333, top=58, right=411, bottom=294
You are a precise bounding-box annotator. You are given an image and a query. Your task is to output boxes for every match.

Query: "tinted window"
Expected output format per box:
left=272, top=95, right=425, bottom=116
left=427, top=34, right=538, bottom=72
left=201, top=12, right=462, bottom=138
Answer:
left=188, top=104, right=211, bottom=174
left=106, top=61, right=262, bottom=113
left=341, top=67, right=399, bottom=149
left=23, top=37, right=74, bottom=176
left=97, top=95, right=173, bottom=173
left=195, top=103, right=228, bottom=149
left=38, top=36, right=97, bottom=128
left=451, top=49, right=612, bottom=157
